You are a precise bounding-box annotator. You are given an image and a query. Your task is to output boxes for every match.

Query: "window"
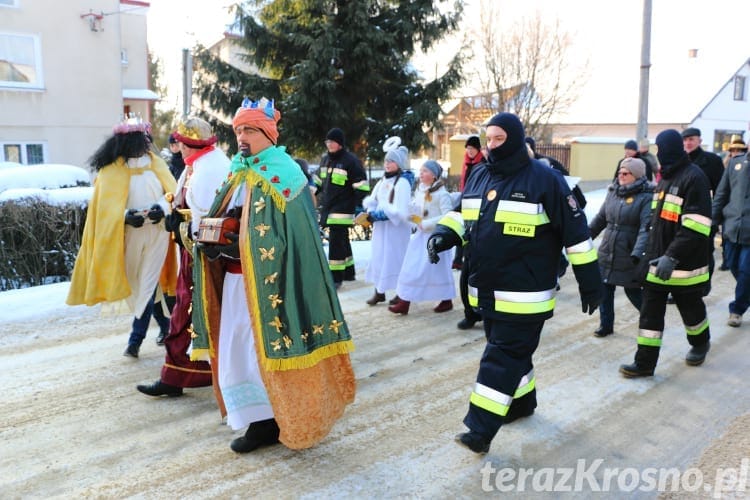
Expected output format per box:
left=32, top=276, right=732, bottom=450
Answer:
left=713, top=130, right=744, bottom=154
left=121, top=49, right=128, bottom=65
left=1, top=142, right=46, bottom=164
left=734, top=76, right=746, bottom=101
left=0, top=32, right=43, bottom=88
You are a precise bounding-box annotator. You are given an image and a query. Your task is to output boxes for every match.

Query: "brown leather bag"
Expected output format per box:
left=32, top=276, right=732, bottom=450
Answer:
left=196, top=217, right=240, bottom=245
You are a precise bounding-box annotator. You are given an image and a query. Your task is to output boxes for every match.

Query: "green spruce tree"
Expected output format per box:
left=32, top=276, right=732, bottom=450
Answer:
left=193, top=0, right=464, bottom=161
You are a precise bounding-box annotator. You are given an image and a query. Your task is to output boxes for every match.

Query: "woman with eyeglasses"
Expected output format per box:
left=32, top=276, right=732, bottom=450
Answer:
left=588, top=157, right=654, bottom=337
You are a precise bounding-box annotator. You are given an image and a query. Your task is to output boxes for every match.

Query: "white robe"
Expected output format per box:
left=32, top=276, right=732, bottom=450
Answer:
left=396, top=182, right=456, bottom=302
left=217, top=183, right=274, bottom=430
left=363, top=174, right=412, bottom=293
left=121, top=155, right=170, bottom=317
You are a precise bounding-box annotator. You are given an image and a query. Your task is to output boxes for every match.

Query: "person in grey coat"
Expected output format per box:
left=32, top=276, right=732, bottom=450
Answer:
left=588, top=157, right=653, bottom=336
left=712, top=149, right=750, bottom=327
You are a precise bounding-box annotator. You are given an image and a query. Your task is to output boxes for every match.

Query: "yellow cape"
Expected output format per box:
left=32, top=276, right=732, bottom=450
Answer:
left=66, top=153, right=177, bottom=307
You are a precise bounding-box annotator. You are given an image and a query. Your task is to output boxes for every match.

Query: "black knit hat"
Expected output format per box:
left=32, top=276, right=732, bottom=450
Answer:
left=485, top=112, right=525, bottom=161
left=656, top=129, right=687, bottom=166
left=326, top=128, right=345, bottom=147
left=681, top=127, right=701, bottom=138
left=465, top=135, right=481, bottom=150
left=624, top=139, right=638, bottom=151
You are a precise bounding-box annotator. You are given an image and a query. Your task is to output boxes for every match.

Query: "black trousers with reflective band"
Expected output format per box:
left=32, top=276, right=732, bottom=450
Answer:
left=328, top=225, right=355, bottom=283
left=636, top=286, right=710, bottom=368
left=464, top=317, right=542, bottom=440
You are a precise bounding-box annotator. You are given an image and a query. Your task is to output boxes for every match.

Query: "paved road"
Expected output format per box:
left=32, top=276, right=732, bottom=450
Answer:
left=1, top=265, right=748, bottom=498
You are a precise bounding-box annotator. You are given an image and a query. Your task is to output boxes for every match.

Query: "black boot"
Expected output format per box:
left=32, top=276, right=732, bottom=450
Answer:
left=620, top=344, right=659, bottom=378
left=155, top=330, right=167, bottom=346
left=136, top=380, right=183, bottom=397
left=230, top=418, right=280, bottom=453
left=455, top=431, right=490, bottom=454
left=619, top=362, right=654, bottom=378
left=123, top=344, right=139, bottom=358
left=457, top=318, right=475, bottom=330
left=685, top=341, right=710, bottom=366
left=594, top=325, right=613, bottom=337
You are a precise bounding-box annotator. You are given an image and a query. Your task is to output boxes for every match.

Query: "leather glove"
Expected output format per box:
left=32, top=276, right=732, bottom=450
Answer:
left=427, top=235, right=444, bottom=264
left=164, top=211, right=183, bottom=233
left=650, top=255, right=678, bottom=281
left=196, top=242, right=221, bottom=260
left=216, top=232, right=240, bottom=259
left=124, top=209, right=145, bottom=228
left=147, top=204, right=165, bottom=224
left=579, top=287, right=602, bottom=315
left=197, top=232, right=240, bottom=261
left=572, top=261, right=602, bottom=315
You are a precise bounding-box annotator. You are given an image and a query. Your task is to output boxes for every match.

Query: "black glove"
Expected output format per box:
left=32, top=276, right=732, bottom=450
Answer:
left=216, top=232, right=240, bottom=259
left=147, top=204, right=165, bottom=224
left=164, top=211, right=183, bottom=233
left=196, top=242, right=221, bottom=260
left=710, top=224, right=718, bottom=239
left=196, top=232, right=239, bottom=261
left=427, top=235, right=445, bottom=264
left=572, top=261, right=602, bottom=315
left=580, top=287, right=602, bottom=315
left=650, top=255, right=678, bottom=281
left=124, top=209, right=145, bottom=228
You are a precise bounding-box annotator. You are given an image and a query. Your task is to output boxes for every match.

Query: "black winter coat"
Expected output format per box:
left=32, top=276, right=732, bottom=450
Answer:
left=589, top=178, right=653, bottom=288
left=645, top=156, right=712, bottom=290
left=688, top=147, right=724, bottom=194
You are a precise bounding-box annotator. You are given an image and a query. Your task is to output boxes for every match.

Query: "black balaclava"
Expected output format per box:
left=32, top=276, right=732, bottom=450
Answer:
left=655, top=129, right=688, bottom=178
left=486, top=113, right=525, bottom=163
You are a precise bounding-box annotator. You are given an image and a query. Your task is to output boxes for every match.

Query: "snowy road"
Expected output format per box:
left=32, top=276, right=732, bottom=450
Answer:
left=2, top=255, right=750, bottom=498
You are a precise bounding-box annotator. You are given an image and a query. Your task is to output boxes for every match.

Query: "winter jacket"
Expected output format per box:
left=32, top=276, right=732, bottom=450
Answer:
left=589, top=177, right=653, bottom=288
left=318, top=149, right=369, bottom=227
left=712, top=153, right=750, bottom=245
left=688, top=147, right=724, bottom=195
left=433, top=146, right=600, bottom=322
left=644, top=156, right=712, bottom=290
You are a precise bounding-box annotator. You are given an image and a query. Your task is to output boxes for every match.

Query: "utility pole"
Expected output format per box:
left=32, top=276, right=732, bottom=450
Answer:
left=182, top=48, right=193, bottom=118
left=636, top=0, right=652, bottom=142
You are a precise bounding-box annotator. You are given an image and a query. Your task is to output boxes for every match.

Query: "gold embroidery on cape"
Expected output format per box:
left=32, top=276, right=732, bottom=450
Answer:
left=312, top=324, right=324, bottom=335
left=254, top=196, right=266, bottom=213
left=268, top=294, right=283, bottom=308
left=259, top=247, right=275, bottom=261
left=264, top=272, right=278, bottom=284
left=329, top=319, right=343, bottom=334
left=268, top=316, right=284, bottom=332
left=255, top=223, right=270, bottom=236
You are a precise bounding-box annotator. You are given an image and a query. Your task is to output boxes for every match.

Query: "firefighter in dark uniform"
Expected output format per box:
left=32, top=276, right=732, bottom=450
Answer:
left=427, top=113, right=602, bottom=454
left=318, top=128, right=370, bottom=287
left=619, top=129, right=712, bottom=378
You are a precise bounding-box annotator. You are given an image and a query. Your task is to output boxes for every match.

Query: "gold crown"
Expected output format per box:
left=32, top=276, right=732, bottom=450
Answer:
left=176, top=122, right=201, bottom=141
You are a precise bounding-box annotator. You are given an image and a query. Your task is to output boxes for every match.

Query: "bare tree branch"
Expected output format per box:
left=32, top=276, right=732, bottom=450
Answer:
left=470, top=2, right=588, bottom=140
